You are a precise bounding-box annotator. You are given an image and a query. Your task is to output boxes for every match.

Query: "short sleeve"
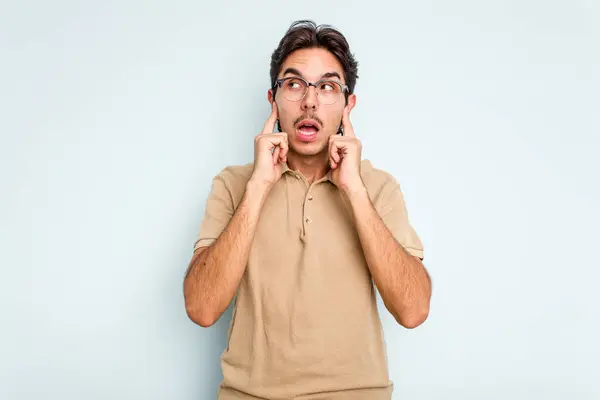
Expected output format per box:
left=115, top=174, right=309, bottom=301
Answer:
left=378, top=181, right=424, bottom=260
left=192, top=172, right=235, bottom=252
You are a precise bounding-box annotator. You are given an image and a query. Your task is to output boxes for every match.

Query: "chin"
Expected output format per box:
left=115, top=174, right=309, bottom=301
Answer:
left=290, top=139, right=329, bottom=157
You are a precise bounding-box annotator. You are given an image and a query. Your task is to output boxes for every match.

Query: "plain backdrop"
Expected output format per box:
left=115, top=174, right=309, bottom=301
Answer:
left=1, top=1, right=599, bottom=399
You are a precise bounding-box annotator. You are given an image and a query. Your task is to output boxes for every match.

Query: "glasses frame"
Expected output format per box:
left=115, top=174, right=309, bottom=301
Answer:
left=275, top=77, right=349, bottom=105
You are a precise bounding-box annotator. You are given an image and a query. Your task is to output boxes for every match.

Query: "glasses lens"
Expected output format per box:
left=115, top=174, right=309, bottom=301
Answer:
left=317, top=81, right=343, bottom=105
left=281, top=78, right=307, bottom=102
left=279, top=78, right=344, bottom=104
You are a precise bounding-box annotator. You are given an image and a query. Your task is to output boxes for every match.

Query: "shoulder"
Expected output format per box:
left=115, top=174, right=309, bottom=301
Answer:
left=359, top=159, right=402, bottom=207
left=212, top=163, right=255, bottom=206
left=215, top=163, right=254, bottom=186
left=360, top=159, right=399, bottom=191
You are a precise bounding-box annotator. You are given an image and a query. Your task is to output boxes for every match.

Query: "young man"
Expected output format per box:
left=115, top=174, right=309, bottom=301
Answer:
left=184, top=20, right=431, bottom=400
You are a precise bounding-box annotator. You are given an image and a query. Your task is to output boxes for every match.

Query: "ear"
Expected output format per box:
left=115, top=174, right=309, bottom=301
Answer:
left=346, top=93, right=357, bottom=113
left=268, top=89, right=274, bottom=104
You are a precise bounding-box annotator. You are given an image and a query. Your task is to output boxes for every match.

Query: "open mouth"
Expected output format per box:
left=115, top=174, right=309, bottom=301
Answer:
left=296, top=120, right=321, bottom=142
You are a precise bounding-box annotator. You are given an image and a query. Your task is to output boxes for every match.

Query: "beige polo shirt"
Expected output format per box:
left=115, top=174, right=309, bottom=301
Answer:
left=193, top=159, right=424, bottom=400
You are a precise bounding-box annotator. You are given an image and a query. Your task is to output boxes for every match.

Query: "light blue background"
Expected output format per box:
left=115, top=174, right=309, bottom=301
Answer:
left=1, top=1, right=599, bottom=399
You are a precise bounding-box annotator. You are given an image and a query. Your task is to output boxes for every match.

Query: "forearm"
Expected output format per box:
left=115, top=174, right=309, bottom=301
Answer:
left=184, top=181, right=270, bottom=327
left=345, top=187, right=431, bottom=328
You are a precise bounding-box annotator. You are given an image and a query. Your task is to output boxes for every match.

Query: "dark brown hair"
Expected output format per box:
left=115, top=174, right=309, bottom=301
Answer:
left=269, top=20, right=359, bottom=103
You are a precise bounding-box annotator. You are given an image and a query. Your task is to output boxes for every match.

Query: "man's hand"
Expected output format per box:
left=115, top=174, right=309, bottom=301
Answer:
left=329, top=105, right=365, bottom=195
left=249, top=101, right=289, bottom=188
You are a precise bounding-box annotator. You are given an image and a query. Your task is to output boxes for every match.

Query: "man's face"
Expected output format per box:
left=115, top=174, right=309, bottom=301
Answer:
left=268, top=47, right=356, bottom=157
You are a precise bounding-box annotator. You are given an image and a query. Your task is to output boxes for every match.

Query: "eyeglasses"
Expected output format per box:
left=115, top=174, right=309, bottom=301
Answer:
left=275, top=77, right=349, bottom=105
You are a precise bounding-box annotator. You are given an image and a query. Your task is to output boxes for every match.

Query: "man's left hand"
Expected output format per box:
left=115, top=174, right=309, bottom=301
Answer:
left=329, top=106, right=365, bottom=195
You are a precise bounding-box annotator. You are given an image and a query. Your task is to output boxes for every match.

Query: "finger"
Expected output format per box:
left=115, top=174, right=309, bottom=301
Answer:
left=259, top=133, right=287, bottom=162
left=258, top=133, right=287, bottom=150
left=272, top=146, right=281, bottom=165
left=279, top=138, right=288, bottom=164
left=328, top=137, right=337, bottom=162
left=341, top=106, right=355, bottom=138
left=328, top=139, right=335, bottom=168
left=329, top=139, right=342, bottom=168
left=261, top=101, right=279, bottom=134
left=273, top=135, right=289, bottom=164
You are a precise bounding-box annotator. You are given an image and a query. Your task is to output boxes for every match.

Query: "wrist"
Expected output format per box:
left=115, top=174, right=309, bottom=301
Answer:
left=341, top=180, right=367, bottom=200
left=246, top=179, right=272, bottom=199
left=342, top=184, right=369, bottom=225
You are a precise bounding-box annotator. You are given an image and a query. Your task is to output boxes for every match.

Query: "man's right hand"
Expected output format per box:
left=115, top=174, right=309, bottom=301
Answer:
left=249, top=101, right=289, bottom=188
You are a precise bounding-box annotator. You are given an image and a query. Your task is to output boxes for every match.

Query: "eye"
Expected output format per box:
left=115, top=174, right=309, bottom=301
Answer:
left=319, top=81, right=339, bottom=92
left=286, top=78, right=304, bottom=90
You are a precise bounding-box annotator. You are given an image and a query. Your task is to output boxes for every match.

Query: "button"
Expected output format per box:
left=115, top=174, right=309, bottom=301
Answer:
left=308, top=195, right=314, bottom=201
left=305, top=217, right=312, bottom=224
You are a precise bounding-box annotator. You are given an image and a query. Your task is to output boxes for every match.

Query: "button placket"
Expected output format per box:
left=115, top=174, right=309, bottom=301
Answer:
left=303, top=183, right=317, bottom=232
left=294, top=173, right=311, bottom=238
left=304, top=195, right=312, bottom=227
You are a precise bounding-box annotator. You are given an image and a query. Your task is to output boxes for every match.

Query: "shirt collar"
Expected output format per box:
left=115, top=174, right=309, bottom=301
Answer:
left=281, top=162, right=334, bottom=183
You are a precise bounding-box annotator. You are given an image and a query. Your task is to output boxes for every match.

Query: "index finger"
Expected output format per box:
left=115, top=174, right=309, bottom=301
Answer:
left=261, top=101, right=279, bottom=134
left=341, top=105, right=355, bottom=138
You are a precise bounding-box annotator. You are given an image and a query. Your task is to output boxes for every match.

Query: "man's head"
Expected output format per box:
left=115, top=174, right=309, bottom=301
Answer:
left=268, top=21, right=358, bottom=157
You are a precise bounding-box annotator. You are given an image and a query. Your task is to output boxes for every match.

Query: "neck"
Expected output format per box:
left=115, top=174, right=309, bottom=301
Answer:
left=286, top=151, right=330, bottom=184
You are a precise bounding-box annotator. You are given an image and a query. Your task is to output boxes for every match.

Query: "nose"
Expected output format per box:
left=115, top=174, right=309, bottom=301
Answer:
left=301, top=85, right=319, bottom=111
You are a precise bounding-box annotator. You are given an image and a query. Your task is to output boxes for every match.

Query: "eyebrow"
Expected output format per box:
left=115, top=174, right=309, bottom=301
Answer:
left=320, top=71, right=342, bottom=80
left=282, top=68, right=342, bottom=81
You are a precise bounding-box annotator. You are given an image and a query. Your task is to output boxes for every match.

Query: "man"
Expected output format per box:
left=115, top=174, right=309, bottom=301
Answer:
left=184, top=20, right=432, bottom=400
